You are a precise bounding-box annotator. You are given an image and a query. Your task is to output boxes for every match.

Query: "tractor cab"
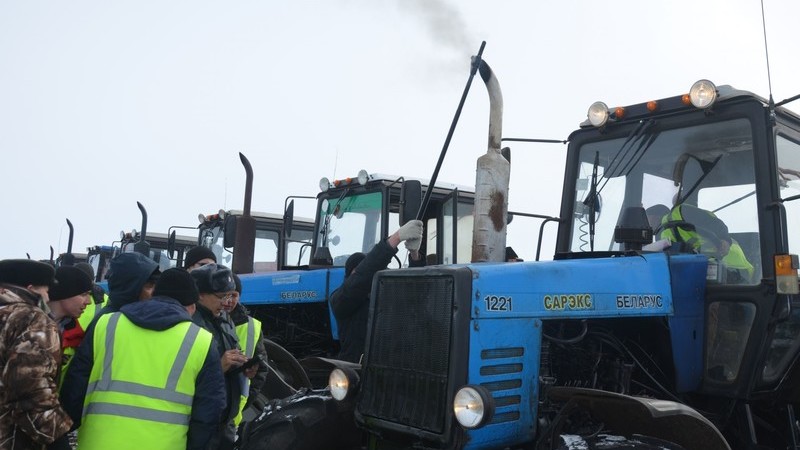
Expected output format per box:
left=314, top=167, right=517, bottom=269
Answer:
left=307, top=171, right=476, bottom=269
left=196, top=209, right=315, bottom=272
left=558, top=80, right=800, bottom=441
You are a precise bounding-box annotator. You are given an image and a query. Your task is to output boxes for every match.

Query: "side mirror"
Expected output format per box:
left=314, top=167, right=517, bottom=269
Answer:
left=223, top=215, right=238, bottom=248
left=167, top=230, right=176, bottom=259
left=284, top=200, right=295, bottom=239
left=400, top=180, right=422, bottom=225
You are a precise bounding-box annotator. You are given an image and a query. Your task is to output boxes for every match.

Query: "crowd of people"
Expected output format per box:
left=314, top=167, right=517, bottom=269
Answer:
left=0, top=246, right=267, bottom=450
left=0, top=217, right=427, bottom=450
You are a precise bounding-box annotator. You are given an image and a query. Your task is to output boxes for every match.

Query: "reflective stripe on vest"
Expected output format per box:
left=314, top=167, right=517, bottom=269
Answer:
left=235, top=316, right=262, bottom=359
left=233, top=315, right=262, bottom=426
left=78, top=312, right=212, bottom=450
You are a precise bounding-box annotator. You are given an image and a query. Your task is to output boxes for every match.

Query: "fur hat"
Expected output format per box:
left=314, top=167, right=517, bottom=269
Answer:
left=345, top=252, right=366, bottom=277
left=190, top=263, right=235, bottom=294
left=50, top=266, right=93, bottom=301
left=154, top=268, right=199, bottom=306
left=184, top=246, right=217, bottom=269
left=0, top=259, right=56, bottom=287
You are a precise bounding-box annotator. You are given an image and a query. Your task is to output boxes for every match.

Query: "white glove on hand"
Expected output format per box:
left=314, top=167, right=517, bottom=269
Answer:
left=397, top=220, right=423, bottom=243
left=405, top=237, right=422, bottom=252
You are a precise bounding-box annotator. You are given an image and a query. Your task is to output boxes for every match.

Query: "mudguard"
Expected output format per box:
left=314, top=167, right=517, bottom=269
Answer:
left=547, top=387, right=731, bottom=450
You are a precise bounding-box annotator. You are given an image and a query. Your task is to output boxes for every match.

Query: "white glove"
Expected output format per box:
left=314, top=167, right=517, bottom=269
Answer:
left=405, top=237, right=422, bottom=252
left=398, top=220, right=423, bottom=242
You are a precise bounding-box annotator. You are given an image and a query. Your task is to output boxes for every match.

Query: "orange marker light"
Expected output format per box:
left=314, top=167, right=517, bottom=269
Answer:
left=647, top=101, right=658, bottom=112
left=775, top=254, right=799, bottom=294
left=614, top=107, right=625, bottom=119
left=681, top=94, right=692, bottom=105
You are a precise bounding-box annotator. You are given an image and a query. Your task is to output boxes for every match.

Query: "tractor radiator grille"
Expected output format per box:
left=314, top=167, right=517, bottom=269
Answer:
left=359, top=275, right=455, bottom=434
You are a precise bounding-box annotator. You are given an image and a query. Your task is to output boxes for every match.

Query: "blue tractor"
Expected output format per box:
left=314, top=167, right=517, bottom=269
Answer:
left=326, top=73, right=800, bottom=449
left=236, top=170, right=478, bottom=361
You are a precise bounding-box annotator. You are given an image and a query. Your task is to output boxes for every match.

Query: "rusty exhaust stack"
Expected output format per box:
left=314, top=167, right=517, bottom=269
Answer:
left=232, top=152, right=256, bottom=274
left=471, top=59, right=509, bottom=263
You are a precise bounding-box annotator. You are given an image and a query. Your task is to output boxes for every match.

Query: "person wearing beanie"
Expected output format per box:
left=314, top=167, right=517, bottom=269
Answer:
left=184, top=246, right=217, bottom=271
left=0, top=259, right=73, bottom=448
left=49, top=266, right=93, bottom=323
left=64, top=268, right=226, bottom=450
left=190, top=263, right=248, bottom=449
left=330, top=219, right=425, bottom=363
left=223, top=273, right=268, bottom=426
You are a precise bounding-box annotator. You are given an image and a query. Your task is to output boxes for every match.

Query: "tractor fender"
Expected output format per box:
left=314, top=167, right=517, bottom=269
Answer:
left=548, top=387, right=730, bottom=450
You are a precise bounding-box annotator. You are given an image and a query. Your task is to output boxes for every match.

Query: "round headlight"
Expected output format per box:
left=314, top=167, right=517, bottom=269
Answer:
left=587, top=101, right=610, bottom=127
left=329, top=367, right=359, bottom=401
left=357, top=169, right=369, bottom=185
left=453, top=386, right=494, bottom=429
left=319, top=177, right=331, bottom=192
left=689, top=79, right=717, bottom=109
left=218, top=209, right=226, bottom=220
left=198, top=213, right=207, bottom=224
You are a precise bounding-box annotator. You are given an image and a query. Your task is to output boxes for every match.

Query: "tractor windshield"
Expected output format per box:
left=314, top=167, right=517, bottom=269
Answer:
left=569, top=118, right=761, bottom=284
left=317, top=190, right=383, bottom=266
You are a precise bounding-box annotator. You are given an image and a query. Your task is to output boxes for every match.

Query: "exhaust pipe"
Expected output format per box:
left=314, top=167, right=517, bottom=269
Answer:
left=133, top=202, right=151, bottom=257
left=233, top=152, right=256, bottom=274
left=471, top=59, right=509, bottom=263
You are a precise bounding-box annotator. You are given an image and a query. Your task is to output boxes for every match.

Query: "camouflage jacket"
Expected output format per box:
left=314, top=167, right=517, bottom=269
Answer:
left=0, top=284, right=72, bottom=450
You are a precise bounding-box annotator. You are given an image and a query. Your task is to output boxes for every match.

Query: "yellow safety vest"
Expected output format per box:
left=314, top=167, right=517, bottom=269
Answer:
left=78, top=312, right=213, bottom=450
left=660, top=206, right=754, bottom=278
left=233, top=315, right=262, bottom=426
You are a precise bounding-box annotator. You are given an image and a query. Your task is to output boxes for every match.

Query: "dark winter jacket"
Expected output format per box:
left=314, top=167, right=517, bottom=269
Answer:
left=0, top=284, right=72, bottom=450
left=330, top=239, right=424, bottom=363
left=193, top=303, right=245, bottom=424
left=61, top=297, right=225, bottom=449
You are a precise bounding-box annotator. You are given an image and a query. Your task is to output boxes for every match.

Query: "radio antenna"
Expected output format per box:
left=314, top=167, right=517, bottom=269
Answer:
left=760, top=0, right=776, bottom=118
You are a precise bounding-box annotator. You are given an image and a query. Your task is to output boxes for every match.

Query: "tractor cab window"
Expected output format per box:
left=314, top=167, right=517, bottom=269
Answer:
left=776, top=135, right=800, bottom=254
left=317, top=191, right=383, bottom=267
left=762, top=135, right=800, bottom=385
left=286, top=228, right=314, bottom=267
left=441, top=197, right=474, bottom=264
left=569, top=118, right=759, bottom=284
left=253, top=229, right=280, bottom=273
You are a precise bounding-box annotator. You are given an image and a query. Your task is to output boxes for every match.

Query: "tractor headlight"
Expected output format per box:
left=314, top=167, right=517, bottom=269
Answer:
left=329, top=367, right=359, bottom=401
left=357, top=169, right=369, bottom=185
left=453, top=385, right=494, bottom=429
left=689, top=79, right=717, bottom=109
left=587, top=101, right=610, bottom=127
left=319, top=177, right=331, bottom=192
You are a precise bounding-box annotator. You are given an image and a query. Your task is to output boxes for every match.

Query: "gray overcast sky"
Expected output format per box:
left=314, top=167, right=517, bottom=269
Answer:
left=2, top=0, right=799, bottom=262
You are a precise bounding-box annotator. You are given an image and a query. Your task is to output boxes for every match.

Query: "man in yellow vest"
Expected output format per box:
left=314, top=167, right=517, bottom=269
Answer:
left=226, top=273, right=267, bottom=426
left=658, top=202, right=754, bottom=282
left=69, top=268, right=226, bottom=450
left=190, top=263, right=248, bottom=450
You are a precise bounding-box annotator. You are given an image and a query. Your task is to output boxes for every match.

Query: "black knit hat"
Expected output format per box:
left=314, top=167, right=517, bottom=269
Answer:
left=184, top=246, right=217, bottom=269
left=50, top=266, right=93, bottom=301
left=190, top=263, right=235, bottom=293
left=345, top=252, right=366, bottom=277
left=154, top=268, right=199, bottom=306
left=0, top=259, right=56, bottom=287
left=74, top=262, right=95, bottom=281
